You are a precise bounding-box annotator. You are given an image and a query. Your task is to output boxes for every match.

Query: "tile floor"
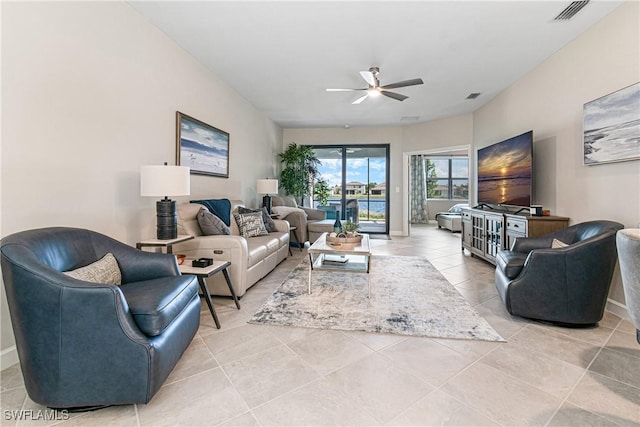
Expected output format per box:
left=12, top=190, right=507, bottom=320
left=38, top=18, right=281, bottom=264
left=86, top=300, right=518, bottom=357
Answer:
left=1, top=224, right=639, bottom=426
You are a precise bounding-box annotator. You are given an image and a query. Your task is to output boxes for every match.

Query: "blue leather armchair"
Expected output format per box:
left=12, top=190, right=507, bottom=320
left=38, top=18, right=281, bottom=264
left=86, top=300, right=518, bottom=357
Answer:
left=495, top=220, right=624, bottom=326
left=0, top=227, right=200, bottom=409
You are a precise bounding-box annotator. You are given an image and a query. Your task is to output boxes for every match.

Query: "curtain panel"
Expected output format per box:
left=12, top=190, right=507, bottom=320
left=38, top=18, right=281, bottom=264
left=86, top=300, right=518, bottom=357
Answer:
left=410, top=155, right=429, bottom=223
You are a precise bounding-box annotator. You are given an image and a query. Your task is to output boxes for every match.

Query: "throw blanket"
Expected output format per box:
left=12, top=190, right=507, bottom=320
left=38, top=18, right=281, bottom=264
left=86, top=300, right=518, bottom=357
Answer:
left=271, top=206, right=307, bottom=219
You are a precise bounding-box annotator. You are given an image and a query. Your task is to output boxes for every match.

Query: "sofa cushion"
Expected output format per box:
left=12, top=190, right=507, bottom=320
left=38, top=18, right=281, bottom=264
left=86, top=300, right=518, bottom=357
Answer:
left=197, top=207, right=231, bottom=235
left=234, top=212, right=268, bottom=238
left=64, top=253, right=122, bottom=285
left=238, top=206, right=278, bottom=233
left=245, top=241, right=268, bottom=267
left=119, top=275, right=198, bottom=337
left=496, top=251, right=528, bottom=280
left=191, top=199, right=232, bottom=226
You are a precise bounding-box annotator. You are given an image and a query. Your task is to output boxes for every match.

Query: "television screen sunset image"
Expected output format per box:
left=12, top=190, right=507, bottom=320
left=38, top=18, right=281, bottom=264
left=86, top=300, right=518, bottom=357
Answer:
left=477, top=131, right=532, bottom=207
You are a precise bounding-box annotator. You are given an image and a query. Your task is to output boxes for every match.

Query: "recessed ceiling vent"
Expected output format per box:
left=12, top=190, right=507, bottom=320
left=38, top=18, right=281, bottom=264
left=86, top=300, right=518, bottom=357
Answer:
left=554, top=1, right=590, bottom=21
left=466, top=93, right=481, bottom=100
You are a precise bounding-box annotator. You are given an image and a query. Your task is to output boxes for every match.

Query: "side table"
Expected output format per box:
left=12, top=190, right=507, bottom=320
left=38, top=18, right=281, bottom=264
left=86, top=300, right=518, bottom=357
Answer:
left=136, top=235, right=193, bottom=254
left=179, top=260, right=240, bottom=329
left=289, top=226, right=302, bottom=254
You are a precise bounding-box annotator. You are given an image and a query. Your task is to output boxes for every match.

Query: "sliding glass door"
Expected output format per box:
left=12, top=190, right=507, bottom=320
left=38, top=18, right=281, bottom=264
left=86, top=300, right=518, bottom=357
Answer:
left=312, top=145, right=390, bottom=235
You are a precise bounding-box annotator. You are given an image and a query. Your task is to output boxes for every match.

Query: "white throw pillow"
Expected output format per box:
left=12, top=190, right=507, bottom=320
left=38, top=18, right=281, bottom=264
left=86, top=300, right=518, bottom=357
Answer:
left=64, top=253, right=122, bottom=285
left=551, top=238, right=569, bottom=249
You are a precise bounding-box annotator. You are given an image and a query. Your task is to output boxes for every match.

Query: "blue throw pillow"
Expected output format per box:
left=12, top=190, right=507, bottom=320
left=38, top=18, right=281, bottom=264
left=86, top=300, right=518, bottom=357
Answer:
left=191, top=199, right=231, bottom=226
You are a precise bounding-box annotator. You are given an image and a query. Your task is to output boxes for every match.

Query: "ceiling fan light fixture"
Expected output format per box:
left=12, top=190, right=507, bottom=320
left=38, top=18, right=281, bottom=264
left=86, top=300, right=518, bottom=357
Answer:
left=368, top=88, right=381, bottom=97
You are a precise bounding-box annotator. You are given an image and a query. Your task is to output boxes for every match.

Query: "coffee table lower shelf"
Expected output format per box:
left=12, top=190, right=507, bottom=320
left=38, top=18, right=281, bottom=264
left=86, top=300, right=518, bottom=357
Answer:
left=307, top=233, right=372, bottom=298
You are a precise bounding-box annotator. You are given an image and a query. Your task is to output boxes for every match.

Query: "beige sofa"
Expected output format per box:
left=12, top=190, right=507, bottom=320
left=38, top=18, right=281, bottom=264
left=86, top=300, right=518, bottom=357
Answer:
left=271, top=195, right=326, bottom=245
left=173, top=200, right=289, bottom=297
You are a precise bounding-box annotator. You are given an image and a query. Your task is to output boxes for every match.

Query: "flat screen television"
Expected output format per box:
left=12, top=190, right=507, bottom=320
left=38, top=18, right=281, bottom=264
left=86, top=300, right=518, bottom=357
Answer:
left=477, top=130, right=533, bottom=208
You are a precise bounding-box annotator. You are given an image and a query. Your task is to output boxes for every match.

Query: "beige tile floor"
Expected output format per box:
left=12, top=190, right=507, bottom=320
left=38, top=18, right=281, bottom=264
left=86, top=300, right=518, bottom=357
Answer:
left=1, top=224, right=639, bottom=426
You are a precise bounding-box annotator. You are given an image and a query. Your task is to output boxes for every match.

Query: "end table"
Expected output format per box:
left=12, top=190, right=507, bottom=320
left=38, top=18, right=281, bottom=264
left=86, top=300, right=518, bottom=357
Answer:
left=136, top=235, right=193, bottom=254
left=179, top=260, right=240, bottom=329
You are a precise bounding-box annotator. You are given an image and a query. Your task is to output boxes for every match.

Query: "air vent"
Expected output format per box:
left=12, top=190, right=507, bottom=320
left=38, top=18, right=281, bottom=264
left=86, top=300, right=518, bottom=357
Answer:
left=466, top=93, right=481, bottom=100
left=554, top=1, right=590, bottom=20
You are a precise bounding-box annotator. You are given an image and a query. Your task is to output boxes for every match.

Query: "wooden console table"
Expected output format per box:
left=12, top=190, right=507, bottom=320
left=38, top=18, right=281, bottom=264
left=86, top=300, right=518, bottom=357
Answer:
left=461, top=207, right=569, bottom=265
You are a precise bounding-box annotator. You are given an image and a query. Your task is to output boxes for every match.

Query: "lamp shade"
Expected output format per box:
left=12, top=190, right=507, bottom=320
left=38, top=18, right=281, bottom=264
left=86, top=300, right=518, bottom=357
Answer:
left=256, top=179, right=278, bottom=195
left=140, top=165, right=190, bottom=197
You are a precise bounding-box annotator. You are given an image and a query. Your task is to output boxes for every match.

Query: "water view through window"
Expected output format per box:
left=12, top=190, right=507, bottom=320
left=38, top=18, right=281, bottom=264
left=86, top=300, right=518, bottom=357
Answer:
left=312, top=145, right=390, bottom=234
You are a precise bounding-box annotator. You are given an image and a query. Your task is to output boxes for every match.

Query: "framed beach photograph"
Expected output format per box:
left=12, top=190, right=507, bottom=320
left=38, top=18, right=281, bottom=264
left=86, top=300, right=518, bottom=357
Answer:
left=176, top=112, right=229, bottom=177
left=583, top=82, right=640, bottom=166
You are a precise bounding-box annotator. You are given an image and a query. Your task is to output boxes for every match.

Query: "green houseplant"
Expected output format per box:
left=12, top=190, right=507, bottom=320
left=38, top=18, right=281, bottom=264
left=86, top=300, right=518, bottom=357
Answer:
left=278, top=143, right=321, bottom=205
left=313, top=178, right=330, bottom=206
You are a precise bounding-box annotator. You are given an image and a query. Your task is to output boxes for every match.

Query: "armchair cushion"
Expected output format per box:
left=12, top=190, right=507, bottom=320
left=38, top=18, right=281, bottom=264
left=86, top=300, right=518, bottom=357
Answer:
left=197, top=207, right=231, bottom=236
left=191, top=199, right=232, bottom=226
left=64, top=253, right=121, bottom=285
left=119, top=275, right=198, bottom=337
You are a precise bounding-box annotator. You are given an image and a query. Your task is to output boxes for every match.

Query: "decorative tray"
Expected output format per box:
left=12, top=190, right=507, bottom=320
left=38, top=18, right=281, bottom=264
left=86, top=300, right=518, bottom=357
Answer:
left=326, top=232, right=362, bottom=245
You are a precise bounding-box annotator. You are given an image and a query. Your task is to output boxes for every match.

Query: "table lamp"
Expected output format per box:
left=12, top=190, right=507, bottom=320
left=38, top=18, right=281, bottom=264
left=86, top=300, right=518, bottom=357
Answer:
left=256, top=179, right=279, bottom=214
left=141, top=163, right=190, bottom=239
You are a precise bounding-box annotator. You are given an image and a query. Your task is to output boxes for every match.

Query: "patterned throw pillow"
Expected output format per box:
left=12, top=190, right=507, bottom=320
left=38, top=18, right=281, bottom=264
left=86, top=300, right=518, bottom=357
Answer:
left=234, top=212, right=268, bottom=238
left=64, top=253, right=122, bottom=285
left=197, top=207, right=231, bottom=235
left=237, top=206, right=278, bottom=233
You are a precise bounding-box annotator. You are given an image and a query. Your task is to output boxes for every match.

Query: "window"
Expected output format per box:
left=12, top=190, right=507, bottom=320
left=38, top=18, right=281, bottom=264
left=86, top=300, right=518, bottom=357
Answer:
left=426, top=157, right=469, bottom=200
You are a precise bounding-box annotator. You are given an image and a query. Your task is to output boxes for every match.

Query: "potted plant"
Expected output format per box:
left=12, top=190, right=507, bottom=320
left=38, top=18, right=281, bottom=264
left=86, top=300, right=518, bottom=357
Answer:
left=342, top=220, right=360, bottom=237
left=313, top=178, right=330, bottom=206
left=278, top=143, right=320, bottom=206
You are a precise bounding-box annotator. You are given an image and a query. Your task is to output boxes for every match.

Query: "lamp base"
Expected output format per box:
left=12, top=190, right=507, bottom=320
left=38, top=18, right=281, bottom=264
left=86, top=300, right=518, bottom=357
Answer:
left=262, top=195, right=272, bottom=214
left=156, top=199, right=177, bottom=240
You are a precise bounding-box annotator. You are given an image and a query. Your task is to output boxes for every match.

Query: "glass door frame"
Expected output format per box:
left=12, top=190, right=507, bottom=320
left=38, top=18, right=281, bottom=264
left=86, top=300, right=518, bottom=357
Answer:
left=311, top=144, right=391, bottom=235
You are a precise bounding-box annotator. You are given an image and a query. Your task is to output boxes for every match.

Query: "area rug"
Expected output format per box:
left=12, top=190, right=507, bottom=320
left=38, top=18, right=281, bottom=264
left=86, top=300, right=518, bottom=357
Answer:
left=249, top=256, right=505, bottom=342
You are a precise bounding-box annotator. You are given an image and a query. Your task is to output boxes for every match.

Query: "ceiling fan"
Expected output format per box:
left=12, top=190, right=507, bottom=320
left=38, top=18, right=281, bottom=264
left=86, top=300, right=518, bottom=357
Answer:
left=326, top=66, right=423, bottom=104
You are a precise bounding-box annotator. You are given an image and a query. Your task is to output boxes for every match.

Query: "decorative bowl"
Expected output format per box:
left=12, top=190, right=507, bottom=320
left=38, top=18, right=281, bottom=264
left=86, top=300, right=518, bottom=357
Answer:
left=176, top=254, right=186, bottom=265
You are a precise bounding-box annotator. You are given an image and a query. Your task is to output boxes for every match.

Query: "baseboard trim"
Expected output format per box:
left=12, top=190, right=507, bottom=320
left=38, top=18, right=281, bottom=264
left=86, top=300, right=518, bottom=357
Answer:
left=606, top=298, right=630, bottom=321
left=1, top=345, right=19, bottom=370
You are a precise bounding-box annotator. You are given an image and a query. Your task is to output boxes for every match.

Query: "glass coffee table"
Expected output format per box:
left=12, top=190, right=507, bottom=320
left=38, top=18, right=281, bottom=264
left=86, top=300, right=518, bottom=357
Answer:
left=307, top=232, right=372, bottom=297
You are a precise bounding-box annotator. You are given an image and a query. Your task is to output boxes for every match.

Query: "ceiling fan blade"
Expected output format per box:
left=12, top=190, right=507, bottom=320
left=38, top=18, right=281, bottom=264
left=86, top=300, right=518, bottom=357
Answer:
left=326, top=88, right=367, bottom=92
left=381, top=78, right=424, bottom=90
left=381, top=91, right=408, bottom=101
left=352, top=94, right=369, bottom=104
left=360, top=71, right=376, bottom=86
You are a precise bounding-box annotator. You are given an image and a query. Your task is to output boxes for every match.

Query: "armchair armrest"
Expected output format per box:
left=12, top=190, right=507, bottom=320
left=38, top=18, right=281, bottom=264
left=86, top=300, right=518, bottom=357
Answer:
left=511, top=236, right=555, bottom=253
left=301, top=207, right=326, bottom=221
left=114, top=250, right=179, bottom=284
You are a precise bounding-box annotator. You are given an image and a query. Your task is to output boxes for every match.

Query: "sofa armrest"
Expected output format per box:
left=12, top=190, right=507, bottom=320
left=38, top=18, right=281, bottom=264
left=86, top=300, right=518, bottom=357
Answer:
left=272, top=219, right=290, bottom=233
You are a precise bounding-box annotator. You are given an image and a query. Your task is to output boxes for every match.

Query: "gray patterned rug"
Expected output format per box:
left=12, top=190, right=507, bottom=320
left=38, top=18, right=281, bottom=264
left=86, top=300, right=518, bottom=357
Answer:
left=249, top=256, right=505, bottom=342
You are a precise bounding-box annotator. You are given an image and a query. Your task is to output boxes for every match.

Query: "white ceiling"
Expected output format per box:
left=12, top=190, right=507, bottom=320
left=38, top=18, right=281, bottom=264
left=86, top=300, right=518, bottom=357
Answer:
left=128, top=1, right=622, bottom=129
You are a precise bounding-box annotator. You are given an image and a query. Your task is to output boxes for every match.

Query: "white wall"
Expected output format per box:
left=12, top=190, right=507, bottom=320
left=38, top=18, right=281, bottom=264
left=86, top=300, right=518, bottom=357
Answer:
left=1, top=2, right=282, bottom=368
left=473, top=1, right=640, bottom=311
